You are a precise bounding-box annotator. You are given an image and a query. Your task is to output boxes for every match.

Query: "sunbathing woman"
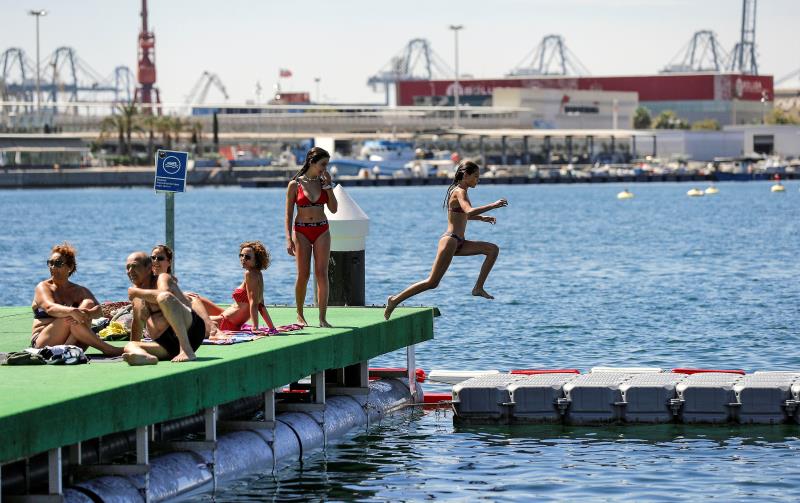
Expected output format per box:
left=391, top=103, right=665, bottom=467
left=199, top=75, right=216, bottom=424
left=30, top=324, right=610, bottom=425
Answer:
left=384, top=160, right=507, bottom=320
left=31, top=243, right=123, bottom=356
left=285, top=147, right=338, bottom=327
left=150, top=244, right=174, bottom=278
left=190, top=241, right=276, bottom=333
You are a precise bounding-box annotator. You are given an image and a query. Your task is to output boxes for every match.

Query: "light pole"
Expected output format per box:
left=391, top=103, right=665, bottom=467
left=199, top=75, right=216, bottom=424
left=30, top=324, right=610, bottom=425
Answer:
left=28, top=9, right=47, bottom=128
left=314, top=77, right=321, bottom=104
left=449, top=24, right=463, bottom=128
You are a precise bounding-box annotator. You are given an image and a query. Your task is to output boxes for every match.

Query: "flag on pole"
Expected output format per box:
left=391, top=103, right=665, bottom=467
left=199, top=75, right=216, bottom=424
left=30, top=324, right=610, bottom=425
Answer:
left=279, top=68, right=292, bottom=78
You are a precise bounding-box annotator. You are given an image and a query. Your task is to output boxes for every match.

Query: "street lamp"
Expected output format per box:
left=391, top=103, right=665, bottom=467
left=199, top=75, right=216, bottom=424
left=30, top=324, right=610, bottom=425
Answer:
left=449, top=24, right=463, bottom=128
left=28, top=9, right=47, bottom=128
left=314, top=77, right=321, bottom=104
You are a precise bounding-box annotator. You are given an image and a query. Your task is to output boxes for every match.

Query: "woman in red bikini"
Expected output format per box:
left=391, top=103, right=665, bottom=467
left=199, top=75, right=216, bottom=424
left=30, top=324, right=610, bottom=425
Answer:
left=384, top=160, right=507, bottom=320
left=285, top=147, right=338, bottom=327
left=190, top=241, right=276, bottom=333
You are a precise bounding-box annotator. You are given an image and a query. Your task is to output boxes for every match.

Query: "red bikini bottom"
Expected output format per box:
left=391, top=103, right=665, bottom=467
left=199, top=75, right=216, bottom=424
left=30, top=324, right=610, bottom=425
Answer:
left=294, top=221, right=329, bottom=244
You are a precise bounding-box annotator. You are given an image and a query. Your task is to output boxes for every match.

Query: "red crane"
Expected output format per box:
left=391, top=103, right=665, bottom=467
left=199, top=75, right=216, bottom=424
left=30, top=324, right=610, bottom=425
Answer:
left=134, top=0, right=160, bottom=113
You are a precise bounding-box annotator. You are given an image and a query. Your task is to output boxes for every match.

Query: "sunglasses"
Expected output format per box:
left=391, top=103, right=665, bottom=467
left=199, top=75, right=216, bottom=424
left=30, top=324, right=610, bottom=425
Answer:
left=151, top=255, right=168, bottom=262
left=239, top=253, right=253, bottom=260
left=47, top=259, right=65, bottom=268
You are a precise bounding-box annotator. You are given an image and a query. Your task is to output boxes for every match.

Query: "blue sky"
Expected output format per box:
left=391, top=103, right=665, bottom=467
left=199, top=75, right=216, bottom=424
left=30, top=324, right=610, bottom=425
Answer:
left=1, top=0, right=797, bottom=104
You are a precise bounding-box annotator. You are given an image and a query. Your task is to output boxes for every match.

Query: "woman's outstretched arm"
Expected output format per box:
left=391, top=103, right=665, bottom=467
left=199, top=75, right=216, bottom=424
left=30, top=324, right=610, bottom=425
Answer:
left=455, top=189, right=507, bottom=217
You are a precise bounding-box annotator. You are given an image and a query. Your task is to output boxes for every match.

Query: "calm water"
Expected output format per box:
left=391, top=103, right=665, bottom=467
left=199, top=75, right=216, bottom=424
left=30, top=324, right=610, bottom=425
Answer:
left=1, top=181, right=799, bottom=500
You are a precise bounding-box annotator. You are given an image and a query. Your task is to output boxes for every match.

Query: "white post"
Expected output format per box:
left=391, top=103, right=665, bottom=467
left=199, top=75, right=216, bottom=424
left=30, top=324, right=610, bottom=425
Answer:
left=28, top=9, right=47, bottom=128
left=137, top=426, right=150, bottom=503
left=48, top=448, right=62, bottom=496
left=264, top=389, right=275, bottom=423
left=449, top=25, right=464, bottom=128
left=612, top=98, right=619, bottom=130
left=407, top=344, right=417, bottom=399
left=312, top=371, right=326, bottom=405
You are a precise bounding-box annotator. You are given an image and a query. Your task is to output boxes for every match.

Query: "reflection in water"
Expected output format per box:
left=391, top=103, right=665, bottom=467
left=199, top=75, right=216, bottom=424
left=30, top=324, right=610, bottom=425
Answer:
left=2, top=183, right=799, bottom=499
left=207, top=410, right=800, bottom=501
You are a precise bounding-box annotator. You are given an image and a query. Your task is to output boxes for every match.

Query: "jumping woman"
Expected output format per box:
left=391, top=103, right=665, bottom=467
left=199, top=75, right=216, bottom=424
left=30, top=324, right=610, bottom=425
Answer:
left=286, top=147, right=338, bottom=327
left=384, top=160, right=507, bottom=320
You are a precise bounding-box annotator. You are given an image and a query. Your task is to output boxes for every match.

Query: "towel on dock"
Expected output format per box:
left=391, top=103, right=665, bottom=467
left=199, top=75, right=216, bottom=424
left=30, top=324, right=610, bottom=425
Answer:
left=203, top=323, right=305, bottom=345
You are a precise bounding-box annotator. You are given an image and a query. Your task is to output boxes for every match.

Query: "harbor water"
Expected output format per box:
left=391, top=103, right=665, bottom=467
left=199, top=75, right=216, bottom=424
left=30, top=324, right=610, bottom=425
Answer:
left=1, top=181, right=799, bottom=500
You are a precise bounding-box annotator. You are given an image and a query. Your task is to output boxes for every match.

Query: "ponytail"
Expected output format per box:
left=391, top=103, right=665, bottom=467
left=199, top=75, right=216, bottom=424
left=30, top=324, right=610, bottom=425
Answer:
left=293, top=146, right=330, bottom=180
left=443, top=160, right=480, bottom=209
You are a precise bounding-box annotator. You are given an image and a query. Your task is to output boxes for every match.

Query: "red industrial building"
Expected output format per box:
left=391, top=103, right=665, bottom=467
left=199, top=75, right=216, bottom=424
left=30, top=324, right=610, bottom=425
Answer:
left=397, top=73, right=773, bottom=126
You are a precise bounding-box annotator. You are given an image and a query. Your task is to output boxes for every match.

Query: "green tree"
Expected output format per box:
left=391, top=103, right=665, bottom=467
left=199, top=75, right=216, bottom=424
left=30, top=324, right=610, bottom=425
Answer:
left=99, top=101, right=140, bottom=160
left=138, top=114, right=160, bottom=161
left=691, top=119, right=721, bottom=131
left=633, top=106, right=652, bottom=129
left=653, top=110, right=689, bottom=130
left=188, top=120, right=204, bottom=155
left=765, top=108, right=800, bottom=125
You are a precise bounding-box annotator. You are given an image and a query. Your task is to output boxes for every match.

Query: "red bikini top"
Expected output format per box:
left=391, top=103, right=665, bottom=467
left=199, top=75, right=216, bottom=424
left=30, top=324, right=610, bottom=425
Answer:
left=232, top=287, right=264, bottom=307
left=296, top=183, right=328, bottom=208
left=232, top=287, right=248, bottom=303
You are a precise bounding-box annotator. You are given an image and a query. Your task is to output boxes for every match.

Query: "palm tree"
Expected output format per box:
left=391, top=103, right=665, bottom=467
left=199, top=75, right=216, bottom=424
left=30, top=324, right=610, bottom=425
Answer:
left=99, top=101, right=140, bottom=160
left=138, top=114, right=160, bottom=161
left=170, top=116, right=185, bottom=150
left=155, top=116, right=175, bottom=150
left=189, top=120, right=203, bottom=155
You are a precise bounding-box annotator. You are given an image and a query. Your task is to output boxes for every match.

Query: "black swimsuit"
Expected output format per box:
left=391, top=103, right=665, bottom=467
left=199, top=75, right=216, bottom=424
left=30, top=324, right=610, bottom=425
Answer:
left=153, top=310, right=206, bottom=358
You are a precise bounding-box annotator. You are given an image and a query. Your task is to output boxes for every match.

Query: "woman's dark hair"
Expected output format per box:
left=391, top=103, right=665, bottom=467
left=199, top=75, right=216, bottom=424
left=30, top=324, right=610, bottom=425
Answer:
left=152, top=244, right=173, bottom=274
left=292, top=147, right=330, bottom=180
left=241, top=241, right=271, bottom=270
left=443, top=160, right=480, bottom=209
left=51, top=242, right=77, bottom=276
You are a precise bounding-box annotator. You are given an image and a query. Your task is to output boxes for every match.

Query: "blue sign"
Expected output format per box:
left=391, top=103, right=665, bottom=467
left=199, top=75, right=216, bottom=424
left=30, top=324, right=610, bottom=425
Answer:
left=154, top=149, right=189, bottom=192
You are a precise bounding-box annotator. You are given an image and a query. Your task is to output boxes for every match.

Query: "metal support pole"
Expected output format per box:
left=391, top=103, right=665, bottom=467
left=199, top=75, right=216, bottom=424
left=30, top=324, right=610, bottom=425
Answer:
left=501, top=136, right=507, bottom=165
left=136, top=426, right=150, bottom=503
left=165, top=192, right=175, bottom=272
left=566, top=136, right=573, bottom=163
left=205, top=407, right=218, bottom=495
left=264, top=389, right=276, bottom=423
left=632, top=135, right=637, bottom=159
left=522, top=136, right=529, bottom=165
left=479, top=136, right=485, bottom=164
left=450, top=24, right=463, bottom=128
left=407, top=344, right=417, bottom=399
left=34, top=15, right=41, bottom=127
left=312, top=371, right=326, bottom=405
left=544, top=136, right=552, bottom=164
left=48, top=448, right=62, bottom=496
left=652, top=134, right=657, bottom=157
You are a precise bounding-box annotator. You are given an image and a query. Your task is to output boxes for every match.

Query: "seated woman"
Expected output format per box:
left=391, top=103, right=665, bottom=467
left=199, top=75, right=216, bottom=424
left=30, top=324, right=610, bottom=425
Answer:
left=190, top=241, right=277, bottom=333
left=31, top=243, right=123, bottom=356
left=150, top=244, right=175, bottom=279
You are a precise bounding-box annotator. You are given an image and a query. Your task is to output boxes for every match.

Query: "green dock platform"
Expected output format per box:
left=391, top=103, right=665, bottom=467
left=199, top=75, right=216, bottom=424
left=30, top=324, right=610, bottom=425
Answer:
left=0, top=305, right=436, bottom=466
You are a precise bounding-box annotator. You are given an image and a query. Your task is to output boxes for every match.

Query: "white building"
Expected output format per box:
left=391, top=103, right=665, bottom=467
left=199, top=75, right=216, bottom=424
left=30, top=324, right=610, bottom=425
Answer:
left=491, top=87, right=638, bottom=130
left=723, top=125, right=800, bottom=157
left=652, top=125, right=800, bottom=161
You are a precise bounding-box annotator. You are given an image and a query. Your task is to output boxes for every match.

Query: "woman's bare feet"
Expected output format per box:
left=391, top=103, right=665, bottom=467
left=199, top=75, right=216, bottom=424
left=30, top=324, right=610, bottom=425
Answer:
left=384, top=295, right=398, bottom=320
left=297, top=313, right=309, bottom=326
left=472, top=288, right=494, bottom=299
left=319, top=319, right=332, bottom=328
left=123, top=352, right=158, bottom=366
